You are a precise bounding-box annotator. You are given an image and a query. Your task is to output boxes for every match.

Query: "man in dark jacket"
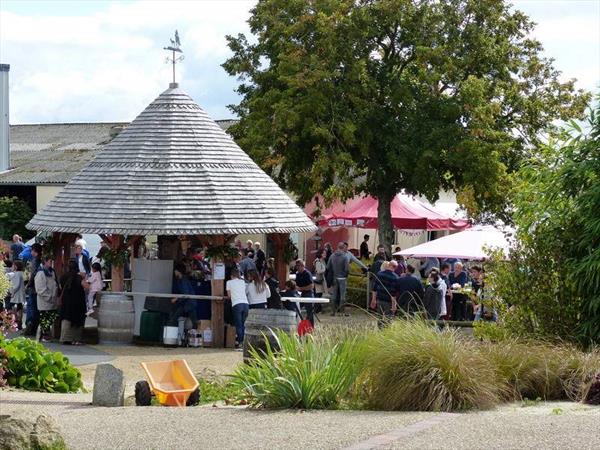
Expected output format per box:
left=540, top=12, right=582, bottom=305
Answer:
left=396, top=271, right=425, bottom=315
left=422, top=272, right=443, bottom=320
left=326, top=243, right=350, bottom=316
left=370, top=261, right=398, bottom=326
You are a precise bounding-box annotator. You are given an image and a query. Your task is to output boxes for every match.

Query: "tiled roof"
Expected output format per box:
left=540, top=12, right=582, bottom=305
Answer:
left=0, top=120, right=237, bottom=185
left=27, top=84, right=316, bottom=236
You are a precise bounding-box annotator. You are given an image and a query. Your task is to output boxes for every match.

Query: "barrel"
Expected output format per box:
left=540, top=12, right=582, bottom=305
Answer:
left=243, top=309, right=299, bottom=361
left=98, top=293, right=135, bottom=345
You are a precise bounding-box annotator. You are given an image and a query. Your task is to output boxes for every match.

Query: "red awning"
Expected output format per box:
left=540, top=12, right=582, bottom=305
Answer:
left=313, top=194, right=470, bottom=231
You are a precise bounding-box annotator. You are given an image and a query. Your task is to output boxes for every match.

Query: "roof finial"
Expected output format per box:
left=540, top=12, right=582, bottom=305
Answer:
left=164, top=30, right=183, bottom=87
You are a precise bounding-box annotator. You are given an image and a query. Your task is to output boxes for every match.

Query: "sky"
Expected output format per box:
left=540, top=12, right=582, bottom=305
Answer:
left=0, top=0, right=598, bottom=124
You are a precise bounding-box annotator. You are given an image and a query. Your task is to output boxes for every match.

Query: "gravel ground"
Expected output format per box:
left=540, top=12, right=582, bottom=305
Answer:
left=2, top=391, right=598, bottom=450
left=385, top=402, right=600, bottom=450
left=76, top=345, right=243, bottom=393
left=0, top=390, right=430, bottom=450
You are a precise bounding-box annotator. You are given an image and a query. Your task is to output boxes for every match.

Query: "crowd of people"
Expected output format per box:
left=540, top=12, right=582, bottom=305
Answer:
left=2, top=235, right=102, bottom=345
left=367, top=241, right=493, bottom=326
left=166, top=238, right=369, bottom=349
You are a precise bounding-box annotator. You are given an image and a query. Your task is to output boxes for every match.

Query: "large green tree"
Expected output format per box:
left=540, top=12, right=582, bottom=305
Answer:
left=223, top=0, right=589, bottom=249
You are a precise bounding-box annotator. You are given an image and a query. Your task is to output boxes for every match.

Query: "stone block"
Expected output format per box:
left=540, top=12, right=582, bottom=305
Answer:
left=92, top=363, right=125, bottom=407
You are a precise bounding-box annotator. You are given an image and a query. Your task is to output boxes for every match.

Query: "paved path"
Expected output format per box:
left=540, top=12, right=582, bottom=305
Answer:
left=1, top=391, right=598, bottom=450
left=43, top=342, right=114, bottom=366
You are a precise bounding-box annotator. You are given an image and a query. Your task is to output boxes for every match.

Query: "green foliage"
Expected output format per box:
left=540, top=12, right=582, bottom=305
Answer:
left=205, top=245, right=240, bottom=261
left=0, top=271, right=10, bottom=302
left=103, top=247, right=129, bottom=268
left=0, top=337, right=83, bottom=392
left=359, top=320, right=501, bottom=411
left=234, top=319, right=599, bottom=411
left=473, top=320, right=511, bottom=343
left=0, top=196, right=34, bottom=241
left=223, top=0, right=590, bottom=246
left=230, top=330, right=367, bottom=409
left=486, top=102, right=600, bottom=344
left=197, top=377, right=243, bottom=405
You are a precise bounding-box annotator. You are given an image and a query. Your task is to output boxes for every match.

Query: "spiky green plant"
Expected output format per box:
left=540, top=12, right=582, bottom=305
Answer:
left=231, top=330, right=367, bottom=409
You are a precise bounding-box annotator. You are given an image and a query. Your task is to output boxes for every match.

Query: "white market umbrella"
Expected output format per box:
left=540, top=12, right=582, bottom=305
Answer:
left=393, top=225, right=511, bottom=260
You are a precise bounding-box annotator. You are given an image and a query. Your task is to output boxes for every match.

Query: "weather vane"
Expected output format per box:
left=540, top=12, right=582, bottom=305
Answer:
left=164, top=30, right=183, bottom=84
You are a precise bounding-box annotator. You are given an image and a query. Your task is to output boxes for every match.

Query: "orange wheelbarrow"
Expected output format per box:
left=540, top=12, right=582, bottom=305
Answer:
left=134, top=359, right=200, bottom=407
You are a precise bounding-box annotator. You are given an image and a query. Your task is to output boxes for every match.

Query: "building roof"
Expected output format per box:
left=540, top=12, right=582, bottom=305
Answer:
left=1, top=120, right=235, bottom=185
left=27, top=83, right=317, bottom=236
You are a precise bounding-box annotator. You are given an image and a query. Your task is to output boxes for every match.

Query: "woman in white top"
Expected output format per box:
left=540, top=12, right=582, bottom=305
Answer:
left=312, top=249, right=327, bottom=297
left=226, top=268, right=249, bottom=348
left=245, top=269, right=271, bottom=309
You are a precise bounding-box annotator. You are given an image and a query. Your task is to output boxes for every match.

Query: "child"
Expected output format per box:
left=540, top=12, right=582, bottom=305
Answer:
left=226, top=268, right=248, bottom=349
left=84, top=262, right=103, bottom=315
left=280, top=280, right=301, bottom=315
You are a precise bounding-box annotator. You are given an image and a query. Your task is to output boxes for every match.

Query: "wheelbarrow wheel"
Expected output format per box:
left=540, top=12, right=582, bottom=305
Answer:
left=186, top=387, right=200, bottom=406
left=135, top=380, right=152, bottom=406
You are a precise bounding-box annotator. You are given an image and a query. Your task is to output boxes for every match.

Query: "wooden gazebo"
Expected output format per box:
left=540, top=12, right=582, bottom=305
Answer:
left=27, top=82, right=316, bottom=346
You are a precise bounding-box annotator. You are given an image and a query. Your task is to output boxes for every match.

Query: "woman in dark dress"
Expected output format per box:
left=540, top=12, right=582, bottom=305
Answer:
left=59, top=259, right=87, bottom=345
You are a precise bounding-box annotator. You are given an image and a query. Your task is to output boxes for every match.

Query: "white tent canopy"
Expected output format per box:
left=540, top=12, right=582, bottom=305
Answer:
left=393, top=225, right=511, bottom=260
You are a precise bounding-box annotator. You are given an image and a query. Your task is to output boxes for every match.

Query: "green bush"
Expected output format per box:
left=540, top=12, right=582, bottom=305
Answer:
left=230, top=330, right=366, bottom=409
left=0, top=196, right=34, bottom=241
left=359, top=320, right=502, bottom=411
left=0, top=337, right=83, bottom=392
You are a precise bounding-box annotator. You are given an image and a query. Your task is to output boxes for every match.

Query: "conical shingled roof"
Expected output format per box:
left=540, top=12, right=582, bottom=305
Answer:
left=27, top=84, right=317, bottom=235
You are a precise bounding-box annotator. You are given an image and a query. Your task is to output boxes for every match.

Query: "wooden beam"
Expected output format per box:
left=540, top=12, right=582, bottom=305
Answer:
left=209, top=235, right=226, bottom=348
left=270, top=233, right=290, bottom=289
left=108, top=234, right=125, bottom=292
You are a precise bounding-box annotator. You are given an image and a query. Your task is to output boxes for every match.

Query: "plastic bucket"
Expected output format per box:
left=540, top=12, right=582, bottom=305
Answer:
left=163, top=326, right=179, bottom=346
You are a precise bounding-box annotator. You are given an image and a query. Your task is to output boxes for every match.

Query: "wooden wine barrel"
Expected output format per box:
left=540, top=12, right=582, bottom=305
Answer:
left=243, top=309, right=298, bottom=361
left=98, top=293, right=135, bottom=345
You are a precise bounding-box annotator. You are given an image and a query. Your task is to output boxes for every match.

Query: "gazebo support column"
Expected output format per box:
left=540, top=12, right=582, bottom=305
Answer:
left=270, top=233, right=290, bottom=289
left=52, top=232, right=76, bottom=278
left=210, top=235, right=225, bottom=348
left=101, top=234, right=125, bottom=292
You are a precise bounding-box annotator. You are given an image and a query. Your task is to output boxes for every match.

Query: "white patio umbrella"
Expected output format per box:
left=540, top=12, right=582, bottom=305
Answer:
left=393, top=225, right=511, bottom=260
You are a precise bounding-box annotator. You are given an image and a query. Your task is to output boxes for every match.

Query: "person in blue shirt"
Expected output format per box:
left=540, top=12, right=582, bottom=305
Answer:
left=370, top=261, right=398, bottom=326
left=448, top=262, right=468, bottom=321
left=442, top=257, right=462, bottom=272
left=168, top=263, right=198, bottom=329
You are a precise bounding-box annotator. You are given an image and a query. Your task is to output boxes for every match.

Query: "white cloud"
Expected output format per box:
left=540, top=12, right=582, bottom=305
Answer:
left=0, top=0, right=597, bottom=124
left=0, top=0, right=256, bottom=123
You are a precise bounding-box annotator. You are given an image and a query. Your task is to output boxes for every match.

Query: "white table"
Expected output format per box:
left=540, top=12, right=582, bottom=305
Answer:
left=281, top=297, right=330, bottom=304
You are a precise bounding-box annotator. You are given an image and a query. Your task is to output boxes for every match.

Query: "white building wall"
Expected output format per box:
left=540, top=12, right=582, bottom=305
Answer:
left=36, top=185, right=63, bottom=212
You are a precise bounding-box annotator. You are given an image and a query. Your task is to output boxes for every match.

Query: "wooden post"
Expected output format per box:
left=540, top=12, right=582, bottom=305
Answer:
left=102, top=234, right=125, bottom=292
left=270, top=233, right=290, bottom=289
left=210, top=235, right=225, bottom=348
left=52, top=232, right=76, bottom=278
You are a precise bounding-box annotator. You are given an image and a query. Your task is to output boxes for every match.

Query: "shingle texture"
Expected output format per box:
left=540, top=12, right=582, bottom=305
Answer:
left=2, top=120, right=236, bottom=185
left=27, top=84, right=316, bottom=235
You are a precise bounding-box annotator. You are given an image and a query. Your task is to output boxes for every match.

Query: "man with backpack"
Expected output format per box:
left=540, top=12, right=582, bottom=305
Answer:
left=23, top=243, right=43, bottom=336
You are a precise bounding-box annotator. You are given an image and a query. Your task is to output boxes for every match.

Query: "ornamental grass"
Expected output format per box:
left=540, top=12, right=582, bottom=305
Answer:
left=358, top=320, right=501, bottom=411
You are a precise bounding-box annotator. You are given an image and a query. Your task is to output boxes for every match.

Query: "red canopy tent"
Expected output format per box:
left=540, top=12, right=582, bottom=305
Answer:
left=317, top=194, right=470, bottom=231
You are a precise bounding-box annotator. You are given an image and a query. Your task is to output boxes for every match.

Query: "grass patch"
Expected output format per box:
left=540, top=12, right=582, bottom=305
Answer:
left=231, top=330, right=367, bottom=409
left=198, top=377, right=244, bottom=405
left=359, top=320, right=501, bottom=411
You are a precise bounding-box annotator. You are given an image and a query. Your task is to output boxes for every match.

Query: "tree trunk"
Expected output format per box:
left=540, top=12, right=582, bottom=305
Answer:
left=377, top=192, right=395, bottom=255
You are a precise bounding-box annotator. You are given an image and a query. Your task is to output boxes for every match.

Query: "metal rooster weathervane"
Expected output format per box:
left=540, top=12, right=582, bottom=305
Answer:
left=164, top=30, right=184, bottom=84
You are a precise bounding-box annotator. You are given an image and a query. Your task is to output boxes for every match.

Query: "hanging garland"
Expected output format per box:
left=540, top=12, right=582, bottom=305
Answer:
left=283, top=237, right=298, bottom=263
left=205, top=244, right=240, bottom=261
left=103, top=246, right=129, bottom=268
